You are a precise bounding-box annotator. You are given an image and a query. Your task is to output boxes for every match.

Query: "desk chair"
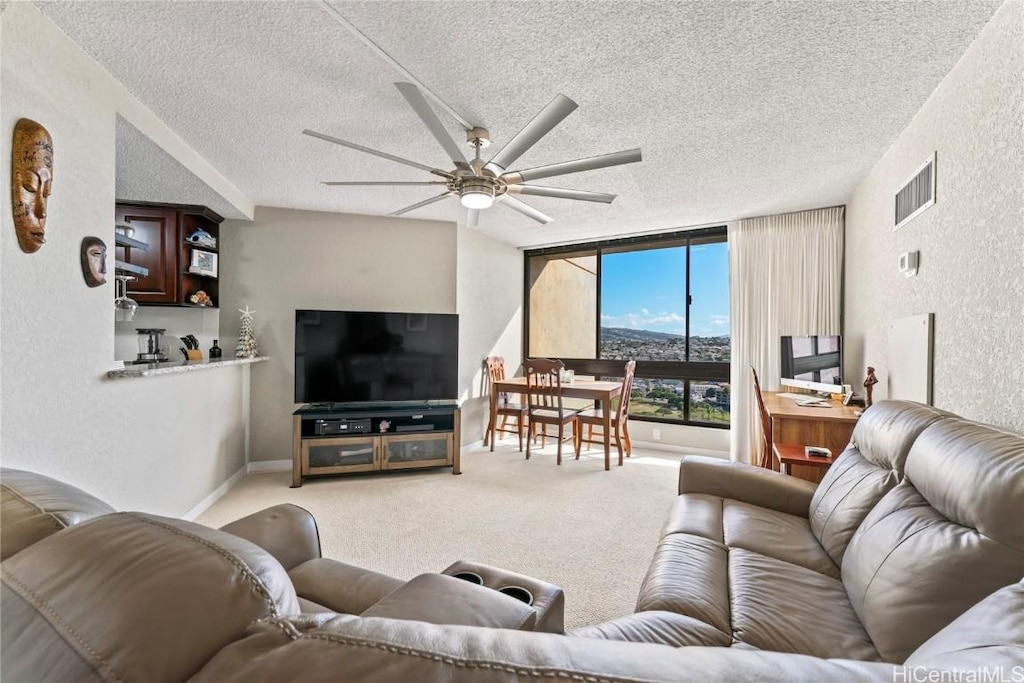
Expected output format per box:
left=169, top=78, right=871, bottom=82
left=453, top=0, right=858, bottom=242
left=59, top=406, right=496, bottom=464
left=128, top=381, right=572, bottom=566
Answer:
left=524, top=358, right=580, bottom=465
left=575, top=360, right=636, bottom=465
left=484, top=356, right=528, bottom=452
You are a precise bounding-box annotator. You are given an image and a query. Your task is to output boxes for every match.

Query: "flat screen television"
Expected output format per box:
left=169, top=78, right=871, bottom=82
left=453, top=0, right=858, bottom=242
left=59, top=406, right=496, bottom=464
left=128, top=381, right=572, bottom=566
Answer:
left=295, top=310, right=459, bottom=405
left=780, top=335, right=843, bottom=394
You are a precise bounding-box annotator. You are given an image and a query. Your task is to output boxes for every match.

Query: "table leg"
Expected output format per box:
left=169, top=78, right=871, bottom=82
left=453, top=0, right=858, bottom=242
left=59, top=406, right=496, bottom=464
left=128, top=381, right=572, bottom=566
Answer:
left=601, top=399, right=612, bottom=470
left=488, top=387, right=498, bottom=452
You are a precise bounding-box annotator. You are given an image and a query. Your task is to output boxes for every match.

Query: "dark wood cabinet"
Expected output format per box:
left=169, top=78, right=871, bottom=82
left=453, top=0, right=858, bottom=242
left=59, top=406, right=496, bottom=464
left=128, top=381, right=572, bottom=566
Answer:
left=116, top=202, right=223, bottom=308
left=116, top=204, right=178, bottom=303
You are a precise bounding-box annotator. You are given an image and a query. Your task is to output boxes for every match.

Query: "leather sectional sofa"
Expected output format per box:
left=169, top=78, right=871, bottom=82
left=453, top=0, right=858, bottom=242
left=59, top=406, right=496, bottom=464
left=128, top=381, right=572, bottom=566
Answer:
left=2, top=400, right=1022, bottom=681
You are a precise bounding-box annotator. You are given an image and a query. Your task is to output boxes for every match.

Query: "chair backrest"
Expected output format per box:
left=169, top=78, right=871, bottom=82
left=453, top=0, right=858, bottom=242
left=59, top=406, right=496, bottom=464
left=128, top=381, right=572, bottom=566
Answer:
left=751, top=366, right=772, bottom=446
left=485, top=356, right=507, bottom=383
left=616, top=361, right=637, bottom=422
left=524, top=358, right=564, bottom=413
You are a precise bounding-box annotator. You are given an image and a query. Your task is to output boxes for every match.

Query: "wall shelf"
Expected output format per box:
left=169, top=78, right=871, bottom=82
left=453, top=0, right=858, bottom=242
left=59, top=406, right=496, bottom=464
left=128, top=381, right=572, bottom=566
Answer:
left=114, top=260, right=149, bottom=277
left=115, top=233, right=150, bottom=251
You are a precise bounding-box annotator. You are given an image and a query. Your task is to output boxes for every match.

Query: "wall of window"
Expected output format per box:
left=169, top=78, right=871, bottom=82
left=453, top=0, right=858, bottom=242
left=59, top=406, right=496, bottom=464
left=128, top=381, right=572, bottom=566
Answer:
left=523, top=227, right=730, bottom=427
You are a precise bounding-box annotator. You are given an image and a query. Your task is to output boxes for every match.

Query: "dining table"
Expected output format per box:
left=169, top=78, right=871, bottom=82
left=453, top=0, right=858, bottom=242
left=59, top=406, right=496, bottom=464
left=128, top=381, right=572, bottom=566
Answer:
left=488, top=376, right=624, bottom=470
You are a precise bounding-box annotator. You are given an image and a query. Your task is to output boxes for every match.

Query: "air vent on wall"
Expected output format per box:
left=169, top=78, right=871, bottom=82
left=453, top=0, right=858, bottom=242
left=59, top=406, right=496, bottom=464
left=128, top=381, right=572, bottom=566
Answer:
left=894, top=153, right=936, bottom=230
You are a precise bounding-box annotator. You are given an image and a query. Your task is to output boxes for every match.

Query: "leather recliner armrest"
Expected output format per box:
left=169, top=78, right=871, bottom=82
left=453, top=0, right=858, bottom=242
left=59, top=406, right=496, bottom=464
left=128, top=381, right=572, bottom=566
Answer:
left=678, top=455, right=817, bottom=517
left=219, top=504, right=321, bottom=571
left=289, top=558, right=405, bottom=615
left=361, top=573, right=538, bottom=631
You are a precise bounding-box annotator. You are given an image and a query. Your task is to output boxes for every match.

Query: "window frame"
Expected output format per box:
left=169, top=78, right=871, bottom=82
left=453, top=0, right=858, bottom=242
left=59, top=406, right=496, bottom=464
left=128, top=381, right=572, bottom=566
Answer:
left=523, top=226, right=729, bottom=428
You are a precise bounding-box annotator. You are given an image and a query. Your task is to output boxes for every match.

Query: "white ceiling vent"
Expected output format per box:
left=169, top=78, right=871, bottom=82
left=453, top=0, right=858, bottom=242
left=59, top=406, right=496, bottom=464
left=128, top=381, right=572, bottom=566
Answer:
left=894, top=153, right=936, bottom=230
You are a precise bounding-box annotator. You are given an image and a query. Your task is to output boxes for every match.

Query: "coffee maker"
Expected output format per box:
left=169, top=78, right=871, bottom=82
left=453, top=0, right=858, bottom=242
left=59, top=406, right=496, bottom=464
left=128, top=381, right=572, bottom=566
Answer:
left=135, top=328, right=170, bottom=364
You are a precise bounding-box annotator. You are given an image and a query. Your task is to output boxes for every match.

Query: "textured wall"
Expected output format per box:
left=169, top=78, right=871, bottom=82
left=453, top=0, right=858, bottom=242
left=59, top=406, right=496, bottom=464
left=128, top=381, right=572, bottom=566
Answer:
left=845, top=0, right=1023, bottom=432
left=456, top=225, right=524, bottom=444
left=0, top=2, right=248, bottom=514
left=219, top=207, right=458, bottom=463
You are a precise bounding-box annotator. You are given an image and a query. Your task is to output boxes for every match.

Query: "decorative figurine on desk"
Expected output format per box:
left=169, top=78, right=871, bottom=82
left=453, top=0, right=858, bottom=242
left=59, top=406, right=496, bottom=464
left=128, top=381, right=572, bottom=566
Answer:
left=863, top=366, right=878, bottom=408
left=235, top=306, right=261, bottom=358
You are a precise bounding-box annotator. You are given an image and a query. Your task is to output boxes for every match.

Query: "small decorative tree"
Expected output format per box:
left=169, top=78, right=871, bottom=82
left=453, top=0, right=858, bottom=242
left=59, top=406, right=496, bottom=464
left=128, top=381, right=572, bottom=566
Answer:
left=236, top=306, right=261, bottom=358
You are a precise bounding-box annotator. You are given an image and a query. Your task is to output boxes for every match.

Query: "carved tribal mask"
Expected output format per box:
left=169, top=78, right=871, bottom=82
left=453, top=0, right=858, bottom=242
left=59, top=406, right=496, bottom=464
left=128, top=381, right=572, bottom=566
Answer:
left=11, top=118, right=54, bottom=254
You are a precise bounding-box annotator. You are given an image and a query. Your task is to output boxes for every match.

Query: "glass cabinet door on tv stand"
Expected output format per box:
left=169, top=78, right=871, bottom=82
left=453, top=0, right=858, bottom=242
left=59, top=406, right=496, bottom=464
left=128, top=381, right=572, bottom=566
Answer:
left=380, top=432, right=452, bottom=470
left=301, top=436, right=379, bottom=476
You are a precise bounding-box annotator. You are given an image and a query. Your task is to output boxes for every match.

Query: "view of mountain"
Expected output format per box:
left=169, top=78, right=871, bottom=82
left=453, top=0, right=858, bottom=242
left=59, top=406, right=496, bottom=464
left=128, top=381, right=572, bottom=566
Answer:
left=599, top=327, right=730, bottom=362
left=600, top=326, right=684, bottom=342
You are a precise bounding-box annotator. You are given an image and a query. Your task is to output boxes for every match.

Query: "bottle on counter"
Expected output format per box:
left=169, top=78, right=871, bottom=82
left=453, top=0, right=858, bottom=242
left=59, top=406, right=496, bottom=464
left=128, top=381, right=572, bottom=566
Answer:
left=209, top=340, right=222, bottom=359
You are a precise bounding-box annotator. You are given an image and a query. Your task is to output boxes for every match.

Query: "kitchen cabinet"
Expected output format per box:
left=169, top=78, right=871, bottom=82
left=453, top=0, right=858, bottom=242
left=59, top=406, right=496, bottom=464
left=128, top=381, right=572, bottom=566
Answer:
left=115, top=202, right=223, bottom=307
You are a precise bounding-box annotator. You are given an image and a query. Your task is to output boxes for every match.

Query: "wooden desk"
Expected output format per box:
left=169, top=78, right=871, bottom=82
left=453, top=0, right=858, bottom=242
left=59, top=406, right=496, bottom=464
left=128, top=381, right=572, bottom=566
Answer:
left=489, top=377, right=623, bottom=470
left=762, top=391, right=860, bottom=482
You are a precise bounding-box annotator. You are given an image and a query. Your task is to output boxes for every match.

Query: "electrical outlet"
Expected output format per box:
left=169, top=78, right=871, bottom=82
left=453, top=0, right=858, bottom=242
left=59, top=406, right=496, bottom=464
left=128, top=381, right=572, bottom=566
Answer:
left=652, top=428, right=661, bottom=441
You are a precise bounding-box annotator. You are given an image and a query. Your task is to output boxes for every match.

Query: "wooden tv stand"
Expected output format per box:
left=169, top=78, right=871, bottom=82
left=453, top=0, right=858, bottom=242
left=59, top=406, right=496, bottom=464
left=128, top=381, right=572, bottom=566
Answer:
left=291, top=404, right=461, bottom=487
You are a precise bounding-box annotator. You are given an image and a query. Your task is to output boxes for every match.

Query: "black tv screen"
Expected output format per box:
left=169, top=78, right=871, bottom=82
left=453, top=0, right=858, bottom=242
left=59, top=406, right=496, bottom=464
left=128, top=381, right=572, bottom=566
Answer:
left=295, top=310, right=459, bottom=405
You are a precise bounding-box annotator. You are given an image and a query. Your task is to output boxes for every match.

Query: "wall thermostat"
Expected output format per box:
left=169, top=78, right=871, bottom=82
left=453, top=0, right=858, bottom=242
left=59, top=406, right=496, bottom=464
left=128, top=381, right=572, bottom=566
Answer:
left=899, top=251, right=920, bottom=277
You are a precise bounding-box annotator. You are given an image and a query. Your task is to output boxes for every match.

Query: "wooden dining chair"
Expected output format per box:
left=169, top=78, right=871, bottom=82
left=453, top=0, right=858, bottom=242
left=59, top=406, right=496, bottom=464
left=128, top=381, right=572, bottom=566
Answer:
left=484, top=356, right=528, bottom=451
left=524, top=358, right=580, bottom=465
left=575, top=360, right=636, bottom=465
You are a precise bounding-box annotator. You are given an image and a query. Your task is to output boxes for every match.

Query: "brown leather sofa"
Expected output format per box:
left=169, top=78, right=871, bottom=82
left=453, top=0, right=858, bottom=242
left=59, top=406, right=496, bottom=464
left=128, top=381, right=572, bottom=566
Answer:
left=2, top=400, right=1022, bottom=681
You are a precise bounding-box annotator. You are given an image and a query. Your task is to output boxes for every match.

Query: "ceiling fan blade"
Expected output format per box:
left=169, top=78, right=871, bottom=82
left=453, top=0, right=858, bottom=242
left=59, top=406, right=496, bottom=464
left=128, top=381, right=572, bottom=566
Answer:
left=501, top=148, right=642, bottom=184
left=389, top=191, right=453, bottom=217
left=466, top=208, right=480, bottom=228
left=497, top=195, right=553, bottom=224
left=506, top=185, right=616, bottom=204
left=322, top=181, right=447, bottom=186
left=483, top=94, right=578, bottom=175
left=303, top=129, right=438, bottom=173
left=395, top=82, right=470, bottom=170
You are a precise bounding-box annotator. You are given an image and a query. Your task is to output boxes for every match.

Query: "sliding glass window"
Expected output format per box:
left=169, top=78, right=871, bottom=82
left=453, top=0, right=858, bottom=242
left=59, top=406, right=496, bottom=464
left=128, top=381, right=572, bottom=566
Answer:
left=524, top=227, right=729, bottom=427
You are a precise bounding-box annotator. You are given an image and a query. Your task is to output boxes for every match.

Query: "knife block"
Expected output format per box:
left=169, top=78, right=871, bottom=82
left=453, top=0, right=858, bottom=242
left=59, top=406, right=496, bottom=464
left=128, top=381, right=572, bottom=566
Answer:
left=184, top=349, right=203, bottom=361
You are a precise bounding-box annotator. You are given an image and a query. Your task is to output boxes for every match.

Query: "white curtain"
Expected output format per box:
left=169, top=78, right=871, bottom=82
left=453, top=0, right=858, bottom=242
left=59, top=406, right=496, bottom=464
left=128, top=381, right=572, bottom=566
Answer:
left=728, top=206, right=844, bottom=463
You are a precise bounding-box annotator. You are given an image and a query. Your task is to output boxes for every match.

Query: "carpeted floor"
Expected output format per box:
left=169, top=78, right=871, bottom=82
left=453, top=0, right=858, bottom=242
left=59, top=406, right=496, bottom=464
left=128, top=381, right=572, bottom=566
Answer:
left=196, top=440, right=684, bottom=629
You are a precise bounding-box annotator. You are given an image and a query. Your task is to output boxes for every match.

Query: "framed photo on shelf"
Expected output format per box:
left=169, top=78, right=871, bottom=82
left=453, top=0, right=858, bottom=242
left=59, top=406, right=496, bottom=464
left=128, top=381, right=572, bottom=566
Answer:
left=189, top=249, right=218, bottom=277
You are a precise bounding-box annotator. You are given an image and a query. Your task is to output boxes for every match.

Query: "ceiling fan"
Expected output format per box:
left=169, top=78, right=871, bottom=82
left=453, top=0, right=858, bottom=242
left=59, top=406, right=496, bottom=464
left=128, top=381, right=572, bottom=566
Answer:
left=302, top=3, right=641, bottom=228
left=303, top=83, right=641, bottom=227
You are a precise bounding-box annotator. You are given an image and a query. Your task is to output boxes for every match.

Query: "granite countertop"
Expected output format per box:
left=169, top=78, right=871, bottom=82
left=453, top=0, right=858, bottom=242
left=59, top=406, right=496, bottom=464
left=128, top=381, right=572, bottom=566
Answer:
left=106, top=356, right=269, bottom=379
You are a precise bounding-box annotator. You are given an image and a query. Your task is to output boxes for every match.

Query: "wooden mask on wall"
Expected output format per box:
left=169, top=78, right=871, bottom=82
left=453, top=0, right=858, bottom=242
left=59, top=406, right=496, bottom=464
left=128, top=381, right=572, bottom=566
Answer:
left=81, top=236, right=107, bottom=287
left=11, top=118, right=54, bottom=254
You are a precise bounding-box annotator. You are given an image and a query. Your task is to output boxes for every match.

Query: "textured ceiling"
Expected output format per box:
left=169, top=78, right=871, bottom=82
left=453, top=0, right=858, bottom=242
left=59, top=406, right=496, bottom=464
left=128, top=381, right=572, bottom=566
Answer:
left=38, top=1, right=1000, bottom=248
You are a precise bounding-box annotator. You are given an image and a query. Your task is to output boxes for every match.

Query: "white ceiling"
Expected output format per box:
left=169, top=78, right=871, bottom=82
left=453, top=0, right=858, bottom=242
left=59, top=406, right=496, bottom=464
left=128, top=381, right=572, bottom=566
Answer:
left=38, top=1, right=1000, bottom=248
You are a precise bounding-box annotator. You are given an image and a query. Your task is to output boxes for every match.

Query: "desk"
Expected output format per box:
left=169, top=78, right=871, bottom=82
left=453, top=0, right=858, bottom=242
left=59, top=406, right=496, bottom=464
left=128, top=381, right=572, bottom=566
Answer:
left=488, top=377, right=623, bottom=470
left=762, top=391, right=860, bottom=482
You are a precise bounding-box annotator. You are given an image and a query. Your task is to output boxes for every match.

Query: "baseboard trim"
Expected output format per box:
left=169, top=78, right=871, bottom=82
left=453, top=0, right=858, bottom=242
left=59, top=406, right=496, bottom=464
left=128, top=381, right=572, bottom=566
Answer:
left=629, top=440, right=729, bottom=460
left=247, top=459, right=292, bottom=473
left=182, top=465, right=247, bottom=521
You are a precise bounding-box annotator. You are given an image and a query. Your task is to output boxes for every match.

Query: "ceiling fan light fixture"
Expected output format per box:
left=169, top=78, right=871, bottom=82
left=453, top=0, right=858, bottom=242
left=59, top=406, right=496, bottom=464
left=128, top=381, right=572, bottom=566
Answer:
left=460, top=178, right=495, bottom=210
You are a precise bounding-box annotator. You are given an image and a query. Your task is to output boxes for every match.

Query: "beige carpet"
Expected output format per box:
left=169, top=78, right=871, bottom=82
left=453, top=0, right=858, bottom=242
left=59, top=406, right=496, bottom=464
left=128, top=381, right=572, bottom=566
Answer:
left=196, top=441, right=683, bottom=629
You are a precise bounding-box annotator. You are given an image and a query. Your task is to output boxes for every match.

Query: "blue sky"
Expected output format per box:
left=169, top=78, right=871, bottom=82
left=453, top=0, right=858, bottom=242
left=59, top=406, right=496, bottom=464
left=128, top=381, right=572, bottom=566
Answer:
left=600, top=243, right=730, bottom=337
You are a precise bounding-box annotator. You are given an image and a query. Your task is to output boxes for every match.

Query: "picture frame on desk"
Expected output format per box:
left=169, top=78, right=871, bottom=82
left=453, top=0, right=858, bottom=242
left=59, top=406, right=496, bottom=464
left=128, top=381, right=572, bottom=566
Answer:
left=188, top=249, right=218, bottom=277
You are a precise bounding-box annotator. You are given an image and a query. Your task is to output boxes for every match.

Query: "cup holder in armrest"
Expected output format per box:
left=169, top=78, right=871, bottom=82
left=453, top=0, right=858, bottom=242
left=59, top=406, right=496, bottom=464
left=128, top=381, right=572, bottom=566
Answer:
left=498, top=585, right=534, bottom=606
left=452, top=571, right=484, bottom=585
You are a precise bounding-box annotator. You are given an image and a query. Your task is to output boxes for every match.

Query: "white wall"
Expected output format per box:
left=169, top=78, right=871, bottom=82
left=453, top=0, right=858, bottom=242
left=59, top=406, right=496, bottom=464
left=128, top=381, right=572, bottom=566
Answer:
left=456, top=225, right=524, bottom=443
left=0, top=2, right=250, bottom=514
left=845, top=0, right=1023, bottom=432
left=219, top=207, right=459, bottom=463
